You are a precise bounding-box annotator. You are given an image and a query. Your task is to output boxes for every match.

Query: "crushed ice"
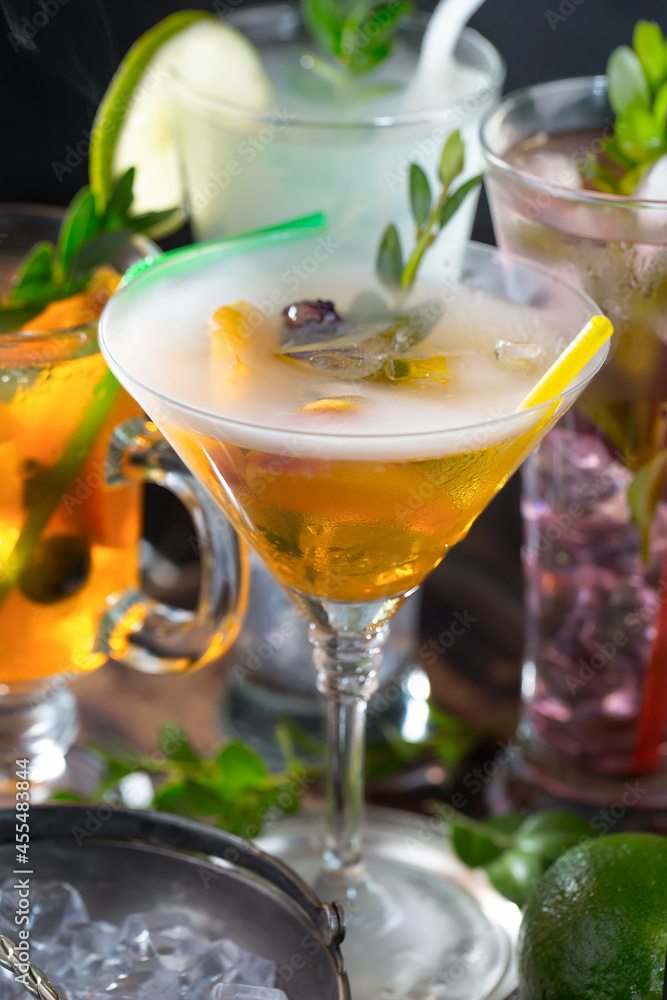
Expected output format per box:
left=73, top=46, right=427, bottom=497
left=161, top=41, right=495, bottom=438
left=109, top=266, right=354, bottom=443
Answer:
left=0, top=877, right=285, bottom=1000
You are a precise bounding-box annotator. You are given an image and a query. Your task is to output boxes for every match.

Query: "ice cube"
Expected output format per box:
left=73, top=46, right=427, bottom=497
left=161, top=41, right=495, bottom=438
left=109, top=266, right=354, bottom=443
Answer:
left=0, top=878, right=88, bottom=949
left=93, top=967, right=181, bottom=1000
left=515, top=151, right=583, bottom=191
left=495, top=339, right=542, bottom=372
left=183, top=940, right=276, bottom=1000
left=211, top=986, right=288, bottom=1000
left=142, top=909, right=208, bottom=972
left=49, top=919, right=119, bottom=984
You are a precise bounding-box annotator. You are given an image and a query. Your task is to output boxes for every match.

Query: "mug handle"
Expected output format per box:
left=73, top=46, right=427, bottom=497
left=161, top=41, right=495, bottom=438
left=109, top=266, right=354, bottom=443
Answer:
left=95, top=417, right=248, bottom=674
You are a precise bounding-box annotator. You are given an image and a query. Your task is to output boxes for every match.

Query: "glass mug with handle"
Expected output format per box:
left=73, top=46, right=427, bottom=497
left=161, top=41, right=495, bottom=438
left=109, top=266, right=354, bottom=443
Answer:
left=0, top=206, right=247, bottom=794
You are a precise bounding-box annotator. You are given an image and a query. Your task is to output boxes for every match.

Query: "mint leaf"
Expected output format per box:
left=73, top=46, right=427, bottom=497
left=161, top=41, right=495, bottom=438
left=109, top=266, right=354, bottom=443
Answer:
left=376, top=223, right=403, bottom=287
left=449, top=813, right=521, bottom=868
left=103, top=167, right=135, bottom=230
left=8, top=241, right=55, bottom=304
left=0, top=303, right=45, bottom=332
left=58, top=187, right=99, bottom=276
left=615, top=104, right=665, bottom=163
left=439, top=129, right=465, bottom=189
left=409, top=164, right=432, bottom=229
left=129, top=207, right=180, bottom=233
left=439, top=174, right=483, bottom=230
left=514, top=810, right=592, bottom=863
left=300, top=0, right=342, bottom=56
left=633, top=20, right=667, bottom=93
left=153, top=779, right=233, bottom=822
left=215, top=742, right=269, bottom=791
left=343, top=0, right=412, bottom=74
left=159, top=721, right=203, bottom=767
left=607, top=45, right=651, bottom=114
left=70, top=228, right=133, bottom=282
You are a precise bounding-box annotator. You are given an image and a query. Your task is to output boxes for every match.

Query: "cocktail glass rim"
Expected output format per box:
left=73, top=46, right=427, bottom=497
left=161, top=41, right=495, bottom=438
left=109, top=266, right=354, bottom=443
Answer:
left=169, top=4, right=505, bottom=130
left=99, top=234, right=608, bottom=443
left=480, top=74, right=667, bottom=209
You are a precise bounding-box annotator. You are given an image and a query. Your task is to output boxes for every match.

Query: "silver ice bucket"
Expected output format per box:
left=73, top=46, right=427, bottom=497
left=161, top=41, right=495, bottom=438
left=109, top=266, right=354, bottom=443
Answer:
left=0, top=806, right=349, bottom=1000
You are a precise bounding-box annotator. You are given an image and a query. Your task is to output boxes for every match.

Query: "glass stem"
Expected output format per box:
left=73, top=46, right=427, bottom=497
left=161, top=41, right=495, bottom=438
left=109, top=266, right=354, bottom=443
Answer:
left=312, top=623, right=389, bottom=875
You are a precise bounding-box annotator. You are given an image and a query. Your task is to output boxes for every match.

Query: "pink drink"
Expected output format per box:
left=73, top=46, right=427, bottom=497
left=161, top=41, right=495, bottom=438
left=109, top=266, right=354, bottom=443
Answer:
left=483, top=78, right=667, bottom=804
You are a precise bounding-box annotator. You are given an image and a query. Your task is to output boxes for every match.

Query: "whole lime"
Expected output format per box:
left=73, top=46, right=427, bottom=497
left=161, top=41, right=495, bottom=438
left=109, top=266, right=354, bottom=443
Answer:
left=519, top=833, right=667, bottom=999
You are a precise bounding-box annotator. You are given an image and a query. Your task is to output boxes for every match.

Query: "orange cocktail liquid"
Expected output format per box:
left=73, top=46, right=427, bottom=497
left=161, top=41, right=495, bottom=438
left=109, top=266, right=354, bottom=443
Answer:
left=0, top=274, right=141, bottom=684
left=167, top=425, right=533, bottom=605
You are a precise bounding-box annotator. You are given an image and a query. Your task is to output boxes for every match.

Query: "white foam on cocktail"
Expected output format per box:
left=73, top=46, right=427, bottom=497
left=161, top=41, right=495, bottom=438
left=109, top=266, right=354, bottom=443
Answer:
left=101, top=254, right=583, bottom=462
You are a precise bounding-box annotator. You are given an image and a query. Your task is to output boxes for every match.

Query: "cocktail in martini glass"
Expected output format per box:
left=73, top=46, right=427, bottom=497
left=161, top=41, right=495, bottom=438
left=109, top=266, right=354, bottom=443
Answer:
left=99, top=222, right=610, bottom=999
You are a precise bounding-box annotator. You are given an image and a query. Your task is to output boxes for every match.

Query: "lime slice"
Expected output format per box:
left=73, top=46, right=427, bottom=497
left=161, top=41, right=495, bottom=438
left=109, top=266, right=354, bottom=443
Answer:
left=90, top=11, right=272, bottom=237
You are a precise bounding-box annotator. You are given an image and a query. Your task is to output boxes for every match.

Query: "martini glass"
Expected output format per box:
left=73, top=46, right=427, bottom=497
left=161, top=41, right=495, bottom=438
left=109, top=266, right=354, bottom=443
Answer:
left=99, top=223, right=609, bottom=999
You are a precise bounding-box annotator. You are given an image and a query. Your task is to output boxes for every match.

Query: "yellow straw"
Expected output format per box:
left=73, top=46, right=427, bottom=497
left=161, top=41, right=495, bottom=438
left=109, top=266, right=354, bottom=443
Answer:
left=516, top=315, right=613, bottom=413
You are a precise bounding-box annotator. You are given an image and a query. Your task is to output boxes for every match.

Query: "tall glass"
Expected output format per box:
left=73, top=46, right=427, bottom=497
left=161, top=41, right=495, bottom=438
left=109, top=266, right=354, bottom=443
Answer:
left=482, top=78, right=667, bottom=806
left=100, top=224, right=607, bottom=999
left=171, top=5, right=504, bottom=263
left=0, top=206, right=247, bottom=795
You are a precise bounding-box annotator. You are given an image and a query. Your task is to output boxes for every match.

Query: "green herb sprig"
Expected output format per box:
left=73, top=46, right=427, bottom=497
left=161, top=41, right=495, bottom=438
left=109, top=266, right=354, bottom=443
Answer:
left=300, top=0, right=412, bottom=75
left=0, top=168, right=175, bottom=332
left=376, top=130, right=483, bottom=290
left=434, top=806, right=597, bottom=907
left=56, top=722, right=317, bottom=837
left=588, top=20, right=667, bottom=194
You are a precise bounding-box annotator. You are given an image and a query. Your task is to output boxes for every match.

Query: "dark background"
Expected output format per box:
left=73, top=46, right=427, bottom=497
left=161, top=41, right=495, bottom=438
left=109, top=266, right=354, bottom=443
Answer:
left=2, top=0, right=667, bottom=208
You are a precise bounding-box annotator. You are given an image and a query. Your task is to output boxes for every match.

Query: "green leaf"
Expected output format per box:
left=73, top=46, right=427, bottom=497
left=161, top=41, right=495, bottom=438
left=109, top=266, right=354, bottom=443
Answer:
left=439, top=174, right=484, bottom=231
left=654, top=80, right=667, bottom=127
left=300, top=0, right=342, bottom=56
left=614, top=104, right=666, bottom=164
left=486, top=849, right=544, bottom=908
left=153, top=779, right=232, bottom=822
left=438, top=129, right=465, bottom=189
left=215, top=742, right=269, bottom=791
left=57, top=188, right=99, bottom=276
left=8, top=241, right=55, bottom=304
left=409, top=164, right=432, bottom=229
left=448, top=812, right=521, bottom=868
left=628, top=448, right=667, bottom=559
left=376, top=223, right=403, bottom=287
left=129, top=207, right=181, bottom=234
left=607, top=45, right=651, bottom=115
left=0, top=303, right=46, bottom=332
left=514, top=809, right=593, bottom=863
left=70, top=228, right=133, bottom=282
left=159, top=721, right=203, bottom=767
left=343, top=0, right=412, bottom=74
left=633, top=20, right=667, bottom=94
left=103, top=167, right=135, bottom=230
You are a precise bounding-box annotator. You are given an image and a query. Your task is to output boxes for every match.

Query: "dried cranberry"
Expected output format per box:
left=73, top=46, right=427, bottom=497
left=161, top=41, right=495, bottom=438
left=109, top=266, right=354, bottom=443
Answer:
left=282, top=299, right=342, bottom=329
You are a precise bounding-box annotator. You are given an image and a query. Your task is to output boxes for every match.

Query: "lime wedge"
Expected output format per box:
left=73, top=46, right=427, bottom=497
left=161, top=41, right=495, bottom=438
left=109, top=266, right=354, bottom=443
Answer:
left=89, top=11, right=272, bottom=237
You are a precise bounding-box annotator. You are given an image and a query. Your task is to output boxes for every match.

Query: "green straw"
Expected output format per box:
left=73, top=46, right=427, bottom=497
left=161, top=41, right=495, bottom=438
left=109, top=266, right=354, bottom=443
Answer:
left=121, top=212, right=328, bottom=286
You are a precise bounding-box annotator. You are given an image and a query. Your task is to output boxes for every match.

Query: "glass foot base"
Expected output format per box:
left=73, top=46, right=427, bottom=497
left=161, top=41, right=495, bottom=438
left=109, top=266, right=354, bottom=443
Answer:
left=258, top=806, right=519, bottom=1000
